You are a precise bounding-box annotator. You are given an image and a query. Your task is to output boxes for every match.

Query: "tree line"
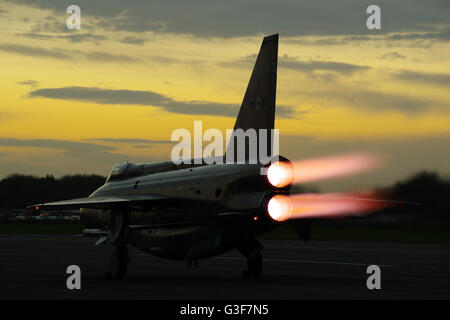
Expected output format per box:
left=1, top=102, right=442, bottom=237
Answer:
left=0, top=174, right=106, bottom=209
left=0, top=171, right=449, bottom=224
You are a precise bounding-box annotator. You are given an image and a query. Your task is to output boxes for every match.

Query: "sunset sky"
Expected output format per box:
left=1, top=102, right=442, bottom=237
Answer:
left=0, top=0, right=449, bottom=192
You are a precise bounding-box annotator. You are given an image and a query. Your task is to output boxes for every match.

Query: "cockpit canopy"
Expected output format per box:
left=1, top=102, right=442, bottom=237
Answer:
left=106, top=161, right=133, bottom=182
left=105, top=159, right=207, bottom=183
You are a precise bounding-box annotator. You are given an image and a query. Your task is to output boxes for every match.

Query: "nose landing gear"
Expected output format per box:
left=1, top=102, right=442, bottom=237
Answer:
left=106, top=245, right=129, bottom=280
left=105, top=208, right=130, bottom=280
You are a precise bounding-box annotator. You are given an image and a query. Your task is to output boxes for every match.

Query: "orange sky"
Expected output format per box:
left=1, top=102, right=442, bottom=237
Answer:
left=0, top=1, right=449, bottom=191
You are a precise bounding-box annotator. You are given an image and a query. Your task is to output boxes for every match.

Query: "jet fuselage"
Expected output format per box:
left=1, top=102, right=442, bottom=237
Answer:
left=80, top=161, right=286, bottom=260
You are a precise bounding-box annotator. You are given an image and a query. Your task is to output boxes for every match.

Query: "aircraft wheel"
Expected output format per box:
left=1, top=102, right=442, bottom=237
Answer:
left=242, top=251, right=262, bottom=279
left=106, top=247, right=128, bottom=280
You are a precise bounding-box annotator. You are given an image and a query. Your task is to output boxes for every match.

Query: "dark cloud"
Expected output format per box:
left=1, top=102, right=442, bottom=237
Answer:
left=285, top=27, right=450, bottom=47
left=0, top=44, right=71, bottom=59
left=162, top=100, right=238, bottom=117
left=275, top=106, right=295, bottom=118
left=120, top=36, right=149, bottom=45
left=28, top=87, right=168, bottom=105
left=221, top=54, right=369, bottom=78
left=279, top=55, right=370, bottom=75
left=392, top=70, right=450, bottom=87
left=344, top=28, right=450, bottom=43
left=5, top=0, right=450, bottom=38
left=385, top=28, right=450, bottom=41
left=27, top=86, right=295, bottom=118
left=17, top=80, right=39, bottom=87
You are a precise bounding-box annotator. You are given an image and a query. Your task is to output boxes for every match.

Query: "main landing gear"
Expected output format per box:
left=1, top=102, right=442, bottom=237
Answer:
left=236, top=235, right=263, bottom=279
left=242, top=251, right=263, bottom=279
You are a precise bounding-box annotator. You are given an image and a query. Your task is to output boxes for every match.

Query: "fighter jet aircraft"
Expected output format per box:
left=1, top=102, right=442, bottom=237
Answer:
left=31, top=34, right=391, bottom=280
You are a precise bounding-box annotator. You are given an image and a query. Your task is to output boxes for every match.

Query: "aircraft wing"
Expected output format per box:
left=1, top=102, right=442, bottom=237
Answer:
left=29, top=194, right=169, bottom=210
left=82, top=212, right=249, bottom=236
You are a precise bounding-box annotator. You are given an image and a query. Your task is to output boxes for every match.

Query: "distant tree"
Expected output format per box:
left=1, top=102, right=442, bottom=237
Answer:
left=379, top=171, right=450, bottom=223
left=0, top=174, right=106, bottom=209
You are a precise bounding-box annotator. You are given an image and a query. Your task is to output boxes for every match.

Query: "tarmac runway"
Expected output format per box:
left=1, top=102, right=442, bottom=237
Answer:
left=1, top=234, right=449, bottom=299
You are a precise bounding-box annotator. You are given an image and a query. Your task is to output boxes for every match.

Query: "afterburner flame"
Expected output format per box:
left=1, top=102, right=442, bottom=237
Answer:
left=267, top=153, right=382, bottom=188
left=291, top=153, right=381, bottom=184
left=267, top=161, right=294, bottom=188
left=278, top=192, right=390, bottom=221
left=267, top=195, right=293, bottom=221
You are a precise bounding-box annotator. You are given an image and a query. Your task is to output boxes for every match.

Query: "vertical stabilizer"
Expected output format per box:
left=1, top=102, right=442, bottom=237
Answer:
left=226, top=34, right=278, bottom=163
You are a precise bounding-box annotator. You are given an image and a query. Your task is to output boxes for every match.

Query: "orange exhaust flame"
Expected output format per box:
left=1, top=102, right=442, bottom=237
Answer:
left=267, top=161, right=294, bottom=188
left=267, top=153, right=382, bottom=188
left=267, top=193, right=391, bottom=221
left=267, top=194, right=293, bottom=221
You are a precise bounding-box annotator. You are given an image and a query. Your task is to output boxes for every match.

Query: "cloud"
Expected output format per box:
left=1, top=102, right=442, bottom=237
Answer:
left=148, top=55, right=182, bottom=64
left=279, top=55, right=370, bottom=75
left=0, top=43, right=141, bottom=63
left=120, top=36, right=150, bottom=45
left=392, top=70, right=450, bottom=87
left=380, top=52, right=406, bottom=61
left=27, top=86, right=295, bottom=118
left=85, top=138, right=175, bottom=144
left=347, top=28, right=450, bottom=43
left=28, top=86, right=168, bottom=105
left=285, top=27, right=450, bottom=47
left=0, top=138, right=114, bottom=157
left=162, top=100, right=239, bottom=117
left=306, top=89, right=433, bottom=113
left=0, top=44, right=71, bottom=60
left=0, top=137, right=159, bottom=178
left=17, top=80, right=39, bottom=87
left=5, top=0, right=450, bottom=39
left=385, top=28, right=450, bottom=42
left=16, top=32, right=107, bottom=43
left=221, top=54, right=369, bottom=79
left=84, top=51, right=142, bottom=63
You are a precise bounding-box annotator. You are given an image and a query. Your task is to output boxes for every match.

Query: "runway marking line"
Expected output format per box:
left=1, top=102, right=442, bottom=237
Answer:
left=213, top=256, right=397, bottom=267
left=136, top=253, right=396, bottom=267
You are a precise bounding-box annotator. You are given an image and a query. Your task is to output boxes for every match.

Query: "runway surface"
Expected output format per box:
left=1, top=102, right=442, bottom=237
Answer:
left=1, top=234, right=449, bottom=299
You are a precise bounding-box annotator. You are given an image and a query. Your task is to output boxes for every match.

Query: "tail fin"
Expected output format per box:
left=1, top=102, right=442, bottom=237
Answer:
left=226, top=34, right=278, bottom=163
